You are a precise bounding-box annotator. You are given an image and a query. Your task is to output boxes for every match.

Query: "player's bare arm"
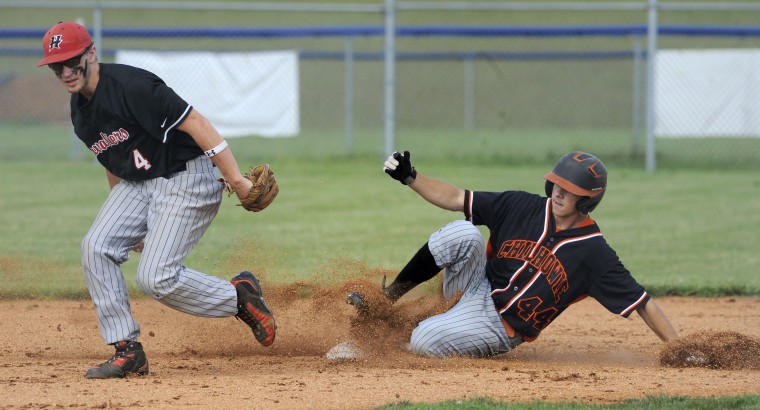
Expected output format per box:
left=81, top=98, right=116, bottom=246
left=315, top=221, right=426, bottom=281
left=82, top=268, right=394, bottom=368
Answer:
left=177, top=108, right=253, bottom=198
left=105, top=169, right=121, bottom=189
left=409, top=173, right=465, bottom=212
left=384, top=150, right=465, bottom=212
left=636, top=298, right=679, bottom=342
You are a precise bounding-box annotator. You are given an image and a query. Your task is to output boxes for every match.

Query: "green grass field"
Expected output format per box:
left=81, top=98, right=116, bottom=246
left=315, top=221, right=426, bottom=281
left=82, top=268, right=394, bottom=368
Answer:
left=1, top=134, right=758, bottom=298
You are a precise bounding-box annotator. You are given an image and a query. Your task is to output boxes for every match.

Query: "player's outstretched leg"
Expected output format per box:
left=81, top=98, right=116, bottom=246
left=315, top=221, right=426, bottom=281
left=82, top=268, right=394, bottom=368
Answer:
left=231, top=271, right=277, bottom=346
left=347, top=241, right=438, bottom=314
left=346, top=276, right=417, bottom=314
left=85, top=341, right=149, bottom=379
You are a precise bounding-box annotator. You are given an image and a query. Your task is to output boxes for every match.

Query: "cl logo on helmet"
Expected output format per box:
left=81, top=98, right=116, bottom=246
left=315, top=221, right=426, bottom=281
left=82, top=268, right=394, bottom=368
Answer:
left=587, top=162, right=604, bottom=178
left=49, top=35, right=63, bottom=51
left=571, top=152, right=605, bottom=179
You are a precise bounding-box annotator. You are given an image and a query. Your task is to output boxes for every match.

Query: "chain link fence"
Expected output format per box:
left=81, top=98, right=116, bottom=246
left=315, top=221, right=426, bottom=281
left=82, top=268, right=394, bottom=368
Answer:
left=1, top=1, right=759, bottom=169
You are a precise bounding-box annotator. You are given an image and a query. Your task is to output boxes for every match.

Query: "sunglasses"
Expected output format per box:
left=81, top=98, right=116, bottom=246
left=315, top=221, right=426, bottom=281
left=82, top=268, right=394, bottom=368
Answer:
left=48, top=45, right=92, bottom=74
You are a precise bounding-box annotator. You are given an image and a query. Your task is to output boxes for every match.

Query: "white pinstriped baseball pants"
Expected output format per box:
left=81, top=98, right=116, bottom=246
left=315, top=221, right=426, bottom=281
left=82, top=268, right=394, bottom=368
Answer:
left=81, top=156, right=238, bottom=344
left=409, top=220, right=521, bottom=357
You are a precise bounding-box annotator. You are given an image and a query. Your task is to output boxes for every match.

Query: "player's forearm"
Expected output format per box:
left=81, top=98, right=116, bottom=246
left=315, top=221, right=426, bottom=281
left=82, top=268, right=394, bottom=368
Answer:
left=180, top=110, right=228, bottom=158
left=637, top=298, right=679, bottom=342
left=208, top=149, right=248, bottom=188
left=179, top=109, right=248, bottom=190
left=409, top=173, right=465, bottom=212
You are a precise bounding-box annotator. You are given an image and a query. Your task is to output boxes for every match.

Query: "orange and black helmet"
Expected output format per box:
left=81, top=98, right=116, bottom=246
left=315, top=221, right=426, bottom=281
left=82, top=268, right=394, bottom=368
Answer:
left=544, top=151, right=607, bottom=214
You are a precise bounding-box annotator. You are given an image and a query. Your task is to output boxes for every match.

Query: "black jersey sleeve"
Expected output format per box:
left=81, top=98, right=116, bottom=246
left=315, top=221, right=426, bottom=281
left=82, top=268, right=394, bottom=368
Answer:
left=588, top=245, right=650, bottom=318
left=465, top=190, right=544, bottom=229
left=123, top=74, right=192, bottom=144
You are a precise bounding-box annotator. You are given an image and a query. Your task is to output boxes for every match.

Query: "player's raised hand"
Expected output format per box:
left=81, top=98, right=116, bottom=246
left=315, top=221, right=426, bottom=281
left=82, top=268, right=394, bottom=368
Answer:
left=384, top=150, right=417, bottom=185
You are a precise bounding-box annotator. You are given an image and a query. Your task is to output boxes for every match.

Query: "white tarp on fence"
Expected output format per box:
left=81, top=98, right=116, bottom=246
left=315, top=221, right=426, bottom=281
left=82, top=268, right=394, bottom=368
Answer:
left=655, top=49, right=760, bottom=138
left=116, top=50, right=299, bottom=138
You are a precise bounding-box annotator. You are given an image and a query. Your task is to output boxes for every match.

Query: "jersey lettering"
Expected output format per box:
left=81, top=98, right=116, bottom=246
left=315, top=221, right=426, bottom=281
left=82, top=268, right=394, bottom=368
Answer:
left=496, top=240, right=569, bottom=303
left=132, top=149, right=153, bottom=171
left=90, top=128, right=130, bottom=155
left=498, top=239, right=533, bottom=260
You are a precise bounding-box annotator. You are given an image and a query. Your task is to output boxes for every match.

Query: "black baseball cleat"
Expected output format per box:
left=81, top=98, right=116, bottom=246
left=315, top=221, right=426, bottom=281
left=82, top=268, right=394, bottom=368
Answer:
left=346, top=291, right=369, bottom=314
left=231, top=271, right=277, bottom=347
left=85, top=340, right=149, bottom=379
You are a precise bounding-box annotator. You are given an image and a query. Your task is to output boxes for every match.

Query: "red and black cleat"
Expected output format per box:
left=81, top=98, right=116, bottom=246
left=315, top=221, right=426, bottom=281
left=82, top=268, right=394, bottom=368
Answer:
left=231, top=271, right=277, bottom=347
left=85, top=340, right=149, bottom=379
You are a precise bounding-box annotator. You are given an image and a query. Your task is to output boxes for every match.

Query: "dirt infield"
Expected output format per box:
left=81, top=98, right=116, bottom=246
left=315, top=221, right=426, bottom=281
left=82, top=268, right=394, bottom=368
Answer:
left=2, top=281, right=760, bottom=409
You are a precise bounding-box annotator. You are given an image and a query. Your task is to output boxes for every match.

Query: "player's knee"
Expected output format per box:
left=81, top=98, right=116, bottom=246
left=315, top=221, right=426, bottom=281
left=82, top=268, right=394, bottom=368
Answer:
left=135, top=265, right=172, bottom=299
left=81, top=231, right=130, bottom=267
left=436, top=220, right=483, bottom=246
left=80, top=232, right=110, bottom=267
left=135, top=271, right=154, bottom=297
left=80, top=235, right=95, bottom=263
left=455, top=221, right=484, bottom=249
left=408, top=337, right=438, bottom=357
left=409, top=326, right=450, bottom=358
left=431, top=220, right=484, bottom=266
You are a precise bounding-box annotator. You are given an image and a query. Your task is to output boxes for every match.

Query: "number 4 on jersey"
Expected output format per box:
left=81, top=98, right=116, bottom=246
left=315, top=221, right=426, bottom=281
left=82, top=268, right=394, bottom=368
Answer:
left=516, top=296, right=559, bottom=332
left=132, top=149, right=152, bottom=171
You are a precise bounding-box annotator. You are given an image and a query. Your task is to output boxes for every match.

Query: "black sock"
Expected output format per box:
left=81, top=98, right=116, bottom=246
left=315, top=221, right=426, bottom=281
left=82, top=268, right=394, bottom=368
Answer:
left=394, top=242, right=440, bottom=285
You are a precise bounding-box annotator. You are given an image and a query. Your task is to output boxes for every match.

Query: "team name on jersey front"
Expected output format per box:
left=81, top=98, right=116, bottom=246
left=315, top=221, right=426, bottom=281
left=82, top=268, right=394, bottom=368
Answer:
left=70, top=64, right=202, bottom=180
left=496, top=239, right=569, bottom=303
left=90, top=128, right=130, bottom=155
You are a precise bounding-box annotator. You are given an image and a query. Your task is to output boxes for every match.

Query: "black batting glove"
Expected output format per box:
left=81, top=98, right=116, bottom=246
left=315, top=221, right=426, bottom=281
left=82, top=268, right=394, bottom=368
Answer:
left=383, top=150, right=417, bottom=185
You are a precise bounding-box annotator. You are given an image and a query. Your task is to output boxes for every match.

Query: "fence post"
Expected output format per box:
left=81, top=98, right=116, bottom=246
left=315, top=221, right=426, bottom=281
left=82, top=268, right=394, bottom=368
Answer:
left=464, top=56, right=474, bottom=131
left=384, top=0, right=396, bottom=156
left=93, top=5, right=103, bottom=59
left=344, top=37, right=354, bottom=155
left=645, top=0, right=659, bottom=172
left=632, top=35, right=643, bottom=156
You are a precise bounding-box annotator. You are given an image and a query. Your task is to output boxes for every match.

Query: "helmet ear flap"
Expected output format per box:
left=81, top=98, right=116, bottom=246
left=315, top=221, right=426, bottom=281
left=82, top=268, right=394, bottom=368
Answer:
left=576, top=190, right=604, bottom=215
left=576, top=197, right=592, bottom=215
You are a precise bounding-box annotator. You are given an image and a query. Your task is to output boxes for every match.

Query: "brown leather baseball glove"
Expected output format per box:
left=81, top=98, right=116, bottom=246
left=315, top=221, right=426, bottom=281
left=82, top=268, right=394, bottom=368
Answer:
left=223, top=164, right=279, bottom=212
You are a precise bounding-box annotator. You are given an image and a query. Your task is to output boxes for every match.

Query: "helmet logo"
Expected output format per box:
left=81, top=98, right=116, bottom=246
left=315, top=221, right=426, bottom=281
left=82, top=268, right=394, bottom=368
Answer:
left=587, top=162, right=604, bottom=178
left=571, top=152, right=605, bottom=180
left=48, top=34, right=63, bottom=51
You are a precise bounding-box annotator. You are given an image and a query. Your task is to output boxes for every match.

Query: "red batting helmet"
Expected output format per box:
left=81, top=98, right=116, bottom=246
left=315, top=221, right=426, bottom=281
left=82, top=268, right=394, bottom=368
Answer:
left=544, top=151, right=607, bottom=214
left=37, top=21, right=93, bottom=67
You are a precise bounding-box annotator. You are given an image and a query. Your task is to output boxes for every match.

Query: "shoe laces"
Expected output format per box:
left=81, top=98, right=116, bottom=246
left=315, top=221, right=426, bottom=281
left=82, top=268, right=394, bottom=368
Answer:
left=236, top=309, right=264, bottom=337
left=100, top=342, right=137, bottom=365
left=99, top=349, right=127, bottom=366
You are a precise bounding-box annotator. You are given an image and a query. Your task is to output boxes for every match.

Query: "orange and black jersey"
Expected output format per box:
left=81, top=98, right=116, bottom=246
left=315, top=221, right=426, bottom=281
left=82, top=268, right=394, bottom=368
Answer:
left=464, top=190, right=649, bottom=341
left=71, top=63, right=203, bottom=180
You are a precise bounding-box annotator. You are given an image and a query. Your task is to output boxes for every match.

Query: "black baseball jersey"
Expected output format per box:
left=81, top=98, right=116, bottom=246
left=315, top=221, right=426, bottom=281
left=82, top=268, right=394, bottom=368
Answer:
left=464, top=190, right=649, bottom=341
left=71, top=63, right=203, bottom=180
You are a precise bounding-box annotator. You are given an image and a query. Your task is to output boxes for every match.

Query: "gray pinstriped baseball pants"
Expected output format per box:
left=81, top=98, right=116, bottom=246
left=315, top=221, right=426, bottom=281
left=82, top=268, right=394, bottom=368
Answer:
left=81, top=156, right=238, bottom=344
left=409, top=220, right=522, bottom=357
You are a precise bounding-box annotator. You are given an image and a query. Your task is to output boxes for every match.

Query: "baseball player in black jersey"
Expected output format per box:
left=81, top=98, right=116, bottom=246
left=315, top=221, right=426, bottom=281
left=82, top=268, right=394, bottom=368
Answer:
left=346, top=150, right=679, bottom=358
left=38, top=21, right=277, bottom=378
